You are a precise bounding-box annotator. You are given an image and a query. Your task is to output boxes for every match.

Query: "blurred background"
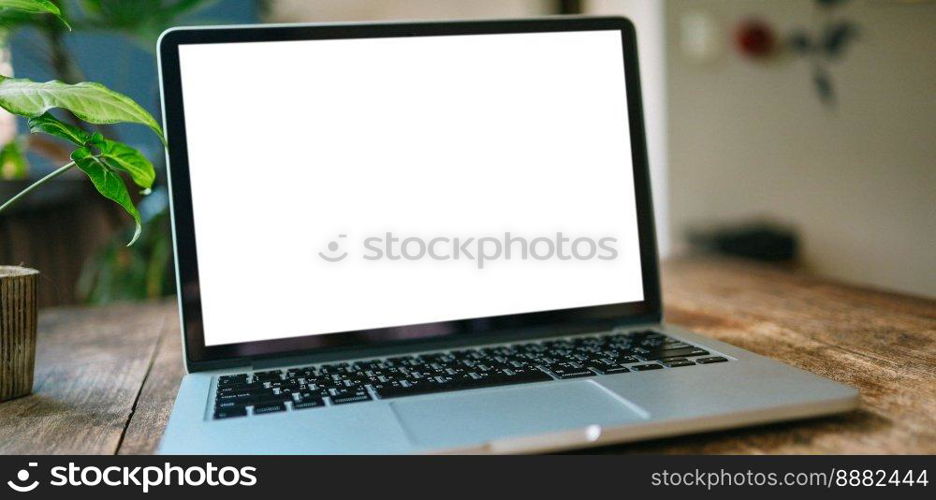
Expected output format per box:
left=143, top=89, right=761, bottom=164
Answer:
left=0, top=0, right=933, bottom=308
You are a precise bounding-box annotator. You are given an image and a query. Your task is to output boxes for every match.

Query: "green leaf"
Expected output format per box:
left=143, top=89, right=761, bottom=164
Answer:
left=86, top=133, right=155, bottom=190
left=28, top=114, right=155, bottom=190
left=0, top=138, right=28, bottom=179
left=72, top=146, right=143, bottom=246
left=27, top=112, right=91, bottom=146
left=0, top=77, right=164, bottom=144
left=25, top=113, right=155, bottom=244
left=0, top=0, right=60, bottom=15
left=0, top=0, right=71, bottom=29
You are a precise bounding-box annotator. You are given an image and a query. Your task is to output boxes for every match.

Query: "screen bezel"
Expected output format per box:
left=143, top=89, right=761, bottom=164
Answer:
left=158, top=17, right=661, bottom=372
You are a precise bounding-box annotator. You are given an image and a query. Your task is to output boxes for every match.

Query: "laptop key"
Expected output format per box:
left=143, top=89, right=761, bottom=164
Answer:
left=218, top=374, right=248, bottom=387
left=661, top=358, right=695, bottom=368
left=631, top=364, right=663, bottom=371
left=214, top=407, right=247, bottom=419
left=217, top=382, right=262, bottom=394
left=331, top=393, right=372, bottom=405
left=217, top=391, right=259, bottom=405
left=664, top=342, right=692, bottom=350
left=330, top=390, right=372, bottom=405
left=215, top=399, right=248, bottom=410
left=643, top=347, right=709, bottom=360
left=589, top=364, right=630, bottom=375
left=253, top=402, right=287, bottom=414
left=695, top=356, right=728, bottom=364
left=543, top=362, right=594, bottom=379
left=293, top=397, right=326, bottom=409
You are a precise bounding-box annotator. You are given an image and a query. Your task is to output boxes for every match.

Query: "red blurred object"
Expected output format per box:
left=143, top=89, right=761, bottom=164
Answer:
left=735, top=19, right=776, bottom=58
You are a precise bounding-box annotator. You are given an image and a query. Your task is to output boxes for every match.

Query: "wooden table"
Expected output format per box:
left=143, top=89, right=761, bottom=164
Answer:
left=1, top=258, right=933, bottom=454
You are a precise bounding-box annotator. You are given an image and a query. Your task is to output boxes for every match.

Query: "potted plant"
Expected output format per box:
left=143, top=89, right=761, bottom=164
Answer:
left=0, top=0, right=164, bottom=400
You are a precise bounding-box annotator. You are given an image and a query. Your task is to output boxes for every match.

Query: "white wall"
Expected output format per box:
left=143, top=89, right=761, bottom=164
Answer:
left=665, top=0, right=935, bottom=297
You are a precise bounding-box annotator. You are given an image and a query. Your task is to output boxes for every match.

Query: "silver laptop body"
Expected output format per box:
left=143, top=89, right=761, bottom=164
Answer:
left=157, top=18, right=857, bottom=454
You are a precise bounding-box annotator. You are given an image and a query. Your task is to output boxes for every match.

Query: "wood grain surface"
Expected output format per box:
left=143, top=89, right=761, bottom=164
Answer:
left=0, top=258, right=932, bottom=454
left=0, top=304, right=173, bottom=454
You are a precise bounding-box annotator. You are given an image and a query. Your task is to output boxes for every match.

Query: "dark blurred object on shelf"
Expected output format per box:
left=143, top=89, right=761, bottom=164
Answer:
left=558, top=0, right=583, bottom=15
left=687, top=219, right=798, bottom=263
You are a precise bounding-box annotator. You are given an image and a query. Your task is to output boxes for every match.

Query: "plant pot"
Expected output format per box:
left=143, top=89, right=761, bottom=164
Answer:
left=0, top=266, right=38, bottom=401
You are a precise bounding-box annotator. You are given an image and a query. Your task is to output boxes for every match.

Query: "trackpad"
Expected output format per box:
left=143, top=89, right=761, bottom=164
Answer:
left=390, top=380, right=647, bottom=448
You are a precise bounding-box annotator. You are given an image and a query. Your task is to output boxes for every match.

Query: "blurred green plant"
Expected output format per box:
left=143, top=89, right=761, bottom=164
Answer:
left=0, top=2, right=164, bottom=245
left=0, top=137, right=28, bottom=178
left=0, top=0, right=219, bottom=181
left=2, top=0, right=260, bottom=303
left=0, top=0, right=69, bottom=28
left=76, top=0, right=218, bottom=49
left=78, top=187, right=173, bottom=303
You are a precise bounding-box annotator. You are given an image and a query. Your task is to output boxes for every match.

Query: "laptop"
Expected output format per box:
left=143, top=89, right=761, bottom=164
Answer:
left=157, top=17, right=857, bottom=454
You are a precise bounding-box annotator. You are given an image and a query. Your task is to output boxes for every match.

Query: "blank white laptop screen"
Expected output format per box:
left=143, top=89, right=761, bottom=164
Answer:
left=177, top=30, right=644, bottom=347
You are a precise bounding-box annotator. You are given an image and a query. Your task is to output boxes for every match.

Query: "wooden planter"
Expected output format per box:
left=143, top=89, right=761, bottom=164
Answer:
left=0, top=266, right=38, bottom=401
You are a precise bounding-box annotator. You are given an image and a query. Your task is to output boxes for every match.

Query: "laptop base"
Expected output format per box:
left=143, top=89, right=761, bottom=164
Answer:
left=159, top=324, right=858, bottom=454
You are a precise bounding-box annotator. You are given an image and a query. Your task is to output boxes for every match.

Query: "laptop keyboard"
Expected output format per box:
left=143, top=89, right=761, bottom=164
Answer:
left=212, top=329, right=728, bottom=419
